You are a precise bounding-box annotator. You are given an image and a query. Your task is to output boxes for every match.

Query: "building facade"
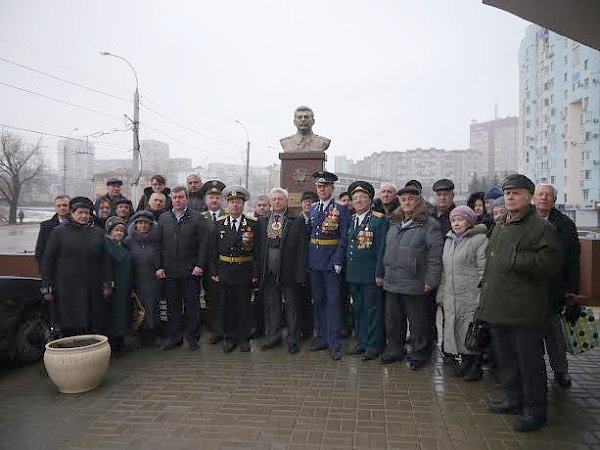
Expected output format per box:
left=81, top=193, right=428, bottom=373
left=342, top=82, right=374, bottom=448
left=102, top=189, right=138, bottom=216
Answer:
left=57, top=138, right=95, bottom=197
left=519, top=25, right=600, bottom=206
left=470, top=116, right=519, bottom=178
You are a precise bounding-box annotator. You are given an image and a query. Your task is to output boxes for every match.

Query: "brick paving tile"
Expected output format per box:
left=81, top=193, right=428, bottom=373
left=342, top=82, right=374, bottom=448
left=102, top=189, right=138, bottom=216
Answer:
left=1, top=341, right=599, bottom=449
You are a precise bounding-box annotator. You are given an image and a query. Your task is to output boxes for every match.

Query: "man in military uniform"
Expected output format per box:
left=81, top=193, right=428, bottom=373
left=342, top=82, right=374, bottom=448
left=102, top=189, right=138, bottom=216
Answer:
left=198, top=180, right=226, bottom=344
left=298, top=191, right=318, bottom=339
left=209, top=186, right=259, bottom=352
left=308, top=171, right=351, bottom=360
left=256, top=188, right=307, bottom=353
left=280, top=106, right=331, bottom=152
left=345, top=181, right=388, bottom=361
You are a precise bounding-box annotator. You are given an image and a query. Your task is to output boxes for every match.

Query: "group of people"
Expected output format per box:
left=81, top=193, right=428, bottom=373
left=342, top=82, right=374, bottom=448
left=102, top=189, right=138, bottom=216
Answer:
left=35, top=169, right=580, bottom=432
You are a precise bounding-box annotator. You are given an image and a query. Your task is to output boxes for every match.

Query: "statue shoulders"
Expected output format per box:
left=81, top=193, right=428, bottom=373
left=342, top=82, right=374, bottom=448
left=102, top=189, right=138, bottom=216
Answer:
left=280, top=134, right=296, bottom=143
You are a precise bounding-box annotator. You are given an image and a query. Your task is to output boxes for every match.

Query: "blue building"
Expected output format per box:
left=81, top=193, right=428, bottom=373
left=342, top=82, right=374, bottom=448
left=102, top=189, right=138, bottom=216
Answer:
left=519, top=25, right=600, bottom=207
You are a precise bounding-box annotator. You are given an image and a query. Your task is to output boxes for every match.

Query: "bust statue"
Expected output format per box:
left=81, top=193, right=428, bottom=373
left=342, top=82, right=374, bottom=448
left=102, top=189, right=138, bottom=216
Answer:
left=280, top=106, right=331, bottom=152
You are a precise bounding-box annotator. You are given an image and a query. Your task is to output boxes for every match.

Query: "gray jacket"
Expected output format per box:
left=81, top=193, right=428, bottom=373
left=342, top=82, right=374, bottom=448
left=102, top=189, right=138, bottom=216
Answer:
left=383, top=214, right=443, bottom=295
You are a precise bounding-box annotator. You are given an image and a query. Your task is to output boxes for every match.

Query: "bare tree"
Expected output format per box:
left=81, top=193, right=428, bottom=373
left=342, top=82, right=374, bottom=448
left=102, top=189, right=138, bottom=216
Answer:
left=0, top=131, right=45, bottom=224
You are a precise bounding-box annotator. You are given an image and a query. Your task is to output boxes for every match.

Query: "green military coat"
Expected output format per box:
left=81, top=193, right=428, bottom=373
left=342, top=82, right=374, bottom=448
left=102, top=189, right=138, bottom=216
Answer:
left=346, top=209, right=388, bottom=284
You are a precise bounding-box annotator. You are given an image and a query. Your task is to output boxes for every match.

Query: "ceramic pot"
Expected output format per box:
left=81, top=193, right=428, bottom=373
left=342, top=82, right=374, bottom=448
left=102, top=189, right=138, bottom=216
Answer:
left=44, top=334, right=110, bottom=394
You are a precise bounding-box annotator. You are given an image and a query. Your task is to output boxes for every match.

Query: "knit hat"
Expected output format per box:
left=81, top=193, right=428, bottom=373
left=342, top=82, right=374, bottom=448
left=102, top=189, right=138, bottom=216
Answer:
left=492, top=196, right=505, bottom=208
left=449, top=205, right=477, bottom=225
left=105, top=216, right=126, bottom=234
left=484, top=187, right=503, bottom=201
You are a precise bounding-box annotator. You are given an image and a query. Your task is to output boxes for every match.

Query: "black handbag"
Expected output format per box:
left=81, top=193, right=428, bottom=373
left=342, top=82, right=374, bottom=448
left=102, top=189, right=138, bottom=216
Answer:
left=465, top=319, right=490, bottom=353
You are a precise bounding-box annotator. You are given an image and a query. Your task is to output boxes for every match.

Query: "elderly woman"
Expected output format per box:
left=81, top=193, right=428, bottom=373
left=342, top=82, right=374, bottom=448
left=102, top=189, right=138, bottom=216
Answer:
left=124, top=211, right=161, bottom=346
left=437, top=205, right=488, bottom=381
left=40, top=197, right=112, bottom=336
left=103, top=217, right=133, bottom=354
left=381, top=185, right=443, bottom=369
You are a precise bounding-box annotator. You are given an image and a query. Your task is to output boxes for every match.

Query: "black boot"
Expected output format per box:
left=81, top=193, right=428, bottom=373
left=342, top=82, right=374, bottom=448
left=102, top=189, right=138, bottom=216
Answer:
left=452, top=355, right=470, bottom=377
left=464, top=355, right=483, bottom=382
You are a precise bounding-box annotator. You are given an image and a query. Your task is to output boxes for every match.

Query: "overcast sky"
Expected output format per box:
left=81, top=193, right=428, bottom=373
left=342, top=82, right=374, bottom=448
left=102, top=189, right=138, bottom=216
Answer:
left=1, top=0, right=529, bottom=170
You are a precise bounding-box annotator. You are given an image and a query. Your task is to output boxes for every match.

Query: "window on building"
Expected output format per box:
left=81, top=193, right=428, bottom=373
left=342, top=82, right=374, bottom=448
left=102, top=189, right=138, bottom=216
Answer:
left=550, top=61, right=555, bottom=71
left=550, top=94, right=554, bottom=104
left=586, top=131, right=591, bottom=141
left=544, top=98, right=549, bottom=106
left=564, top=89, right=568, bottom=99
left=564, top=159, right=568, bottom=168
left=526, top=121, right=531, bottom=129
left=584, top=190, right=589, bottom=201
left=585, top=170, right=591, bottom=180
left=584, top=77, right=589, bottom=87
left=564, top=73, right=568, bottom=82
left=526, top=106, right=530, bottom=114
left=565, top=55, right=568, bottom=65
left=551, top=176, right=555, bottom=184
left=584, top=59, right=589, bottom=70
left=583, top=97, right=589, bottom=111
left=564, top=193, right=568, bottom=203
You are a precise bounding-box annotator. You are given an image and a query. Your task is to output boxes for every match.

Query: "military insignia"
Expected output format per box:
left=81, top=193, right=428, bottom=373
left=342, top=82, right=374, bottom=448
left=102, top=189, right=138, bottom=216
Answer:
left=357, top=227, right=374, bottom=249
left=271, top=221, right=282, bottom=231
left=371, top=211, right=383, bottom=217
left=231, top=190, right=237, bottom=197
left=241, top=227, right=255, bottom=251
left=293, top=167, right=311, bottom=183
left=321, top=206, right=340, bottom=234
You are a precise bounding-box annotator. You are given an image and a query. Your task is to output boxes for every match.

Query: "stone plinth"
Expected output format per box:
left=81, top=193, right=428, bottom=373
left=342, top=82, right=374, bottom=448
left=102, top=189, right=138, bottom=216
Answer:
left=279, top=151, right=326, bottom=208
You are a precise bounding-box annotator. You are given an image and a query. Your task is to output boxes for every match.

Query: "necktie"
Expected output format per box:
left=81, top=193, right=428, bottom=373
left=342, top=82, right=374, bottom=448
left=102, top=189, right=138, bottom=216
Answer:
left=231, top=218, right=237, bottom=231
left=355, top=216, right=360, bottom=230
left=318, top=202, right=324, bottom=214
left=212, top=212, right=217, bottom=222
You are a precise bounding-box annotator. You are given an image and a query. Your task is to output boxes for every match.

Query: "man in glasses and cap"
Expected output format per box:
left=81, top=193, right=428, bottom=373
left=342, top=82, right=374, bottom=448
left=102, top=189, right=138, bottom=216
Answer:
left=307, top=170, right=351, bottom=360
left=345, top=181, right=388, bottom=361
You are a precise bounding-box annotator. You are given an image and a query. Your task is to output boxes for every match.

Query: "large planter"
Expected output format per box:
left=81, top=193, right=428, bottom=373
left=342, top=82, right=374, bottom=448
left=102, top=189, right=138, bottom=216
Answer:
left=44, top=334, right=111, bottom=394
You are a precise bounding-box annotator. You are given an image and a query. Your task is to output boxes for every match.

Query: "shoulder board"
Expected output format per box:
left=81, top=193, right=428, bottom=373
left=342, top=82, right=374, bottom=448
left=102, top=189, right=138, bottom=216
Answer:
left=371, top=211, right=384, bottom=218
left=245, top=215, right=257, bottom=222
left=217, top=215, right=227, bottom=221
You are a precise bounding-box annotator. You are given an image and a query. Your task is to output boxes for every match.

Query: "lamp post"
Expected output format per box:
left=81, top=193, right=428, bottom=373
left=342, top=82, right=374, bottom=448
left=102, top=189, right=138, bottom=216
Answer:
left=62, top=127, right=79, bottom=194
left=235, top=120, right=250, bottom=189
left=100, top=51, right=140, bottom=202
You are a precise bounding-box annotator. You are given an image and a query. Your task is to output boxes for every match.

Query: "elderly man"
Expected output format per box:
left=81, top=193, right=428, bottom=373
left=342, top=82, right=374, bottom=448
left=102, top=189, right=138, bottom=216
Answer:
left=533, top=183, right=580, bottom=388
left=479, top=174, right=562, bottom=432
left=372, top=182, right=400, bottom=215
left=35, top=195, right=70, bottom=262
left=187, top=174, right=205, bottom=212
left=253, top=195, right=270, bottom=219
left=257, top=188, right=307, bottom=353
left=146, top=192, right=167, bottom=221
left=431, top=178, right=456, bottom=235
left=346, top=181, right=387, bottom=360
left=155, top=186, right=209, bottom=351
left=307, top=171, right=351, bottom=360
left=94, top=177, right=127, bottom=214
left=209, top=186, right=259, bottom=353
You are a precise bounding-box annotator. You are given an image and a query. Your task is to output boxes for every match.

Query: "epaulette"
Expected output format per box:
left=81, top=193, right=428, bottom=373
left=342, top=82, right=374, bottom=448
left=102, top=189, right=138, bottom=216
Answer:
left=245, top=215, right=257, bottom=222
left=371, top=211, right=384, bottom=218
left=217, top=215, right=228, bottom=221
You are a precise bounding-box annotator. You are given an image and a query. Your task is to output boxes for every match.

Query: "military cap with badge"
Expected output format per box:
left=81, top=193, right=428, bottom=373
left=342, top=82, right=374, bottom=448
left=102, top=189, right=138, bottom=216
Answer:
left=201, top=180, right=226, bottom=196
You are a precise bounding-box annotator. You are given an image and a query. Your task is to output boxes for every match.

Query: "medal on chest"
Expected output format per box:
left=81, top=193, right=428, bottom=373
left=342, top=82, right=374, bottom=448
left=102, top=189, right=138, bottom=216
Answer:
left=321, top=206, right=340, bottom=234
left=241, top=226, right=255, bottom=251
left=356, top=225, right=374, bottom=249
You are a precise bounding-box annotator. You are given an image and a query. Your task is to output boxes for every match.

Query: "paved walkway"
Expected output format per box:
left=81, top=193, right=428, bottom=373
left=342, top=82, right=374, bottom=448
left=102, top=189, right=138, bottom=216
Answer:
left=1, top=341, right=599, bottom=450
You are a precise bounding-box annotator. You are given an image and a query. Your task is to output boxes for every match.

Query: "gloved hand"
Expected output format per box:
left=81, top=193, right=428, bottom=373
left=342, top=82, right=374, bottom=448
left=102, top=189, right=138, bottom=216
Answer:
left=564, top=301, right=582, bottom=324
left=333, top=265, right=342, bottom=274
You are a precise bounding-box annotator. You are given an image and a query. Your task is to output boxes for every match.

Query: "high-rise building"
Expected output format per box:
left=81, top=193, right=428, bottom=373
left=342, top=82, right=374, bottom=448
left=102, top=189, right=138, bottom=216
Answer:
left=57, top=138, right=95, bottom=196
left=354, top=148, right=481, bottom=197
left=139, top=139, right=169, bottom=175
left=470, top=116, right=519, bottom=178
left=519, top=25, right=600, bottom=205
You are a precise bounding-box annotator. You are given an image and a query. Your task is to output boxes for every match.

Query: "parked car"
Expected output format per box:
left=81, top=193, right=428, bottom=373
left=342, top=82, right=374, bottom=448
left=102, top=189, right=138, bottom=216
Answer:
left=0, top=276, right=51, bottom=364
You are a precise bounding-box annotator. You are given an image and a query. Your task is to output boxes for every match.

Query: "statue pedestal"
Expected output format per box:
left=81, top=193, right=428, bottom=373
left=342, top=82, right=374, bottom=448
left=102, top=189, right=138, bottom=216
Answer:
left=279, top=151, right=326, bottom=208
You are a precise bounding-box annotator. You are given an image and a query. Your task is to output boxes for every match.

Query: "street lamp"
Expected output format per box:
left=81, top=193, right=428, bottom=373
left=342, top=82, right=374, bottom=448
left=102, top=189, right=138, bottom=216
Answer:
left=100, top=51, right=140, bottom=202
left=235, top=120, right=250, bottom=190
left=62, top=127, right=79, bottom=194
